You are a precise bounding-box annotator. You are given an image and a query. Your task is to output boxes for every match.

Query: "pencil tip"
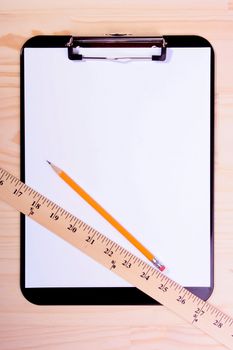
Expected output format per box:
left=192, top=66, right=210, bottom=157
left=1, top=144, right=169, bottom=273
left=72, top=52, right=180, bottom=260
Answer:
left=46, top=160, right=51, bottom=165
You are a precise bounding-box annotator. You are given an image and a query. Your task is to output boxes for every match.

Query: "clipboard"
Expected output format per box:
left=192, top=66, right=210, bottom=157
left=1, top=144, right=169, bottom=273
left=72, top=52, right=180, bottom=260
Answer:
left=20, top=35, right=214, bottom=305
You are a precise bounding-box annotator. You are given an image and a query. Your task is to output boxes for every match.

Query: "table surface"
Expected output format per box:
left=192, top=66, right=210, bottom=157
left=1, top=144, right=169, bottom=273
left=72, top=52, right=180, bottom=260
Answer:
left=0, top=1, right=233, bottom=349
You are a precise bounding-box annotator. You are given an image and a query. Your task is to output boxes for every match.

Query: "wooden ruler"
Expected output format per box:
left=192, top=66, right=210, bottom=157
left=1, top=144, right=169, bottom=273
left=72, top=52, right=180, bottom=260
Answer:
left=0, top=167, right=233, bottom=350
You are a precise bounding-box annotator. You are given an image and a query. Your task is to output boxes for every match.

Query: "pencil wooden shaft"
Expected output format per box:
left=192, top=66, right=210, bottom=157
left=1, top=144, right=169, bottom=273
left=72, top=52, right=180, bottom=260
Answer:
left=58, top=168, right=154, bottom=262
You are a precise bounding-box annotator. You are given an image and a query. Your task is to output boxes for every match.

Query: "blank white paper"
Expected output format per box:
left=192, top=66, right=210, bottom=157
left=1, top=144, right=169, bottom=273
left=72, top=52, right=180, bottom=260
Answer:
left=24, top=46, right=211, bottom=287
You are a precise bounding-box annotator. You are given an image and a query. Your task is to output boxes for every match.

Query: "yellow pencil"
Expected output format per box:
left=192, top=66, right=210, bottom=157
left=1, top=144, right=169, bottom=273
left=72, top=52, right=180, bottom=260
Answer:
left=47, top=161, right=165, bottom=272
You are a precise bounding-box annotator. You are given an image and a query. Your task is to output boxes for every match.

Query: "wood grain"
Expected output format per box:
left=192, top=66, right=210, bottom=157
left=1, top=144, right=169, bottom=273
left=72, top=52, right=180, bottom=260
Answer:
left=0, top=1, right=233, bottom=349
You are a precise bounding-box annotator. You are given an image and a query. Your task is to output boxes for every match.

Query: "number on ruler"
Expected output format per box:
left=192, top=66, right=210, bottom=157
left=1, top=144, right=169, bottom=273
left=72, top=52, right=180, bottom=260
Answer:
left=140, top=272, right=150, bottom=280
left=158, top=283, right=168, bottom=292
left=213, top=320, right=224, bottom=328
left=85, top=236, right=95, bottom=245
left=13, top=189, right=22, bottom=197
left=177, top=295, right=186, bottom=304
left=67, top=224, right=77, bottom=232
left=50, top=213, right=59, bottom=221
left=193, top=307, right=205, bottom=323
left=29, top=201, right=41, bottom=216
left=122, top=260, right=132, bottom=268
left=104, top=248, right=113, bottom=257
left=31, top=201, right=41, bottom=209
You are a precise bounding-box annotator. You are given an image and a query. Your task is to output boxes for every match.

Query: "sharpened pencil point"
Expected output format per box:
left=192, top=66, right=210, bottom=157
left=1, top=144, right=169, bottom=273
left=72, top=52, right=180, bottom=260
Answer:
left=46, top=161, right=61, bottom=175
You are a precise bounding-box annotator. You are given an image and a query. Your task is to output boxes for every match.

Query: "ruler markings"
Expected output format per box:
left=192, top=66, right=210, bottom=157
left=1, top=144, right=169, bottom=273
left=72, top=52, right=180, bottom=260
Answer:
left=0, top=167, right=232, bottom=350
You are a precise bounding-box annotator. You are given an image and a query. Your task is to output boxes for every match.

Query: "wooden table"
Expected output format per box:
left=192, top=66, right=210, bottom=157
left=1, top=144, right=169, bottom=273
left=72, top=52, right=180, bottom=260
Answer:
left=0, top=1, right=233, bottom=349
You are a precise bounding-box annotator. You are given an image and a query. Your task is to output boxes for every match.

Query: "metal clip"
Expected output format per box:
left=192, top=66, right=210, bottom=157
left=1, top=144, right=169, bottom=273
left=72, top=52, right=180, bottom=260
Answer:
left=66, top=36, right=167, bottom=61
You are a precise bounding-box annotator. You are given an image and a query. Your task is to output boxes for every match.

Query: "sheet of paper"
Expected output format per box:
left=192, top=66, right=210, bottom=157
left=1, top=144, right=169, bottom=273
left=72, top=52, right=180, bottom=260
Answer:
left=24, top=46, right=211, bottom=287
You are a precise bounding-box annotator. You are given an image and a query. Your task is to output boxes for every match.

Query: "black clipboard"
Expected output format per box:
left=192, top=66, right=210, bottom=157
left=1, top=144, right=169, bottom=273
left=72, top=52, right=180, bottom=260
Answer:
left=20, top=35, right=214, bottom=305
